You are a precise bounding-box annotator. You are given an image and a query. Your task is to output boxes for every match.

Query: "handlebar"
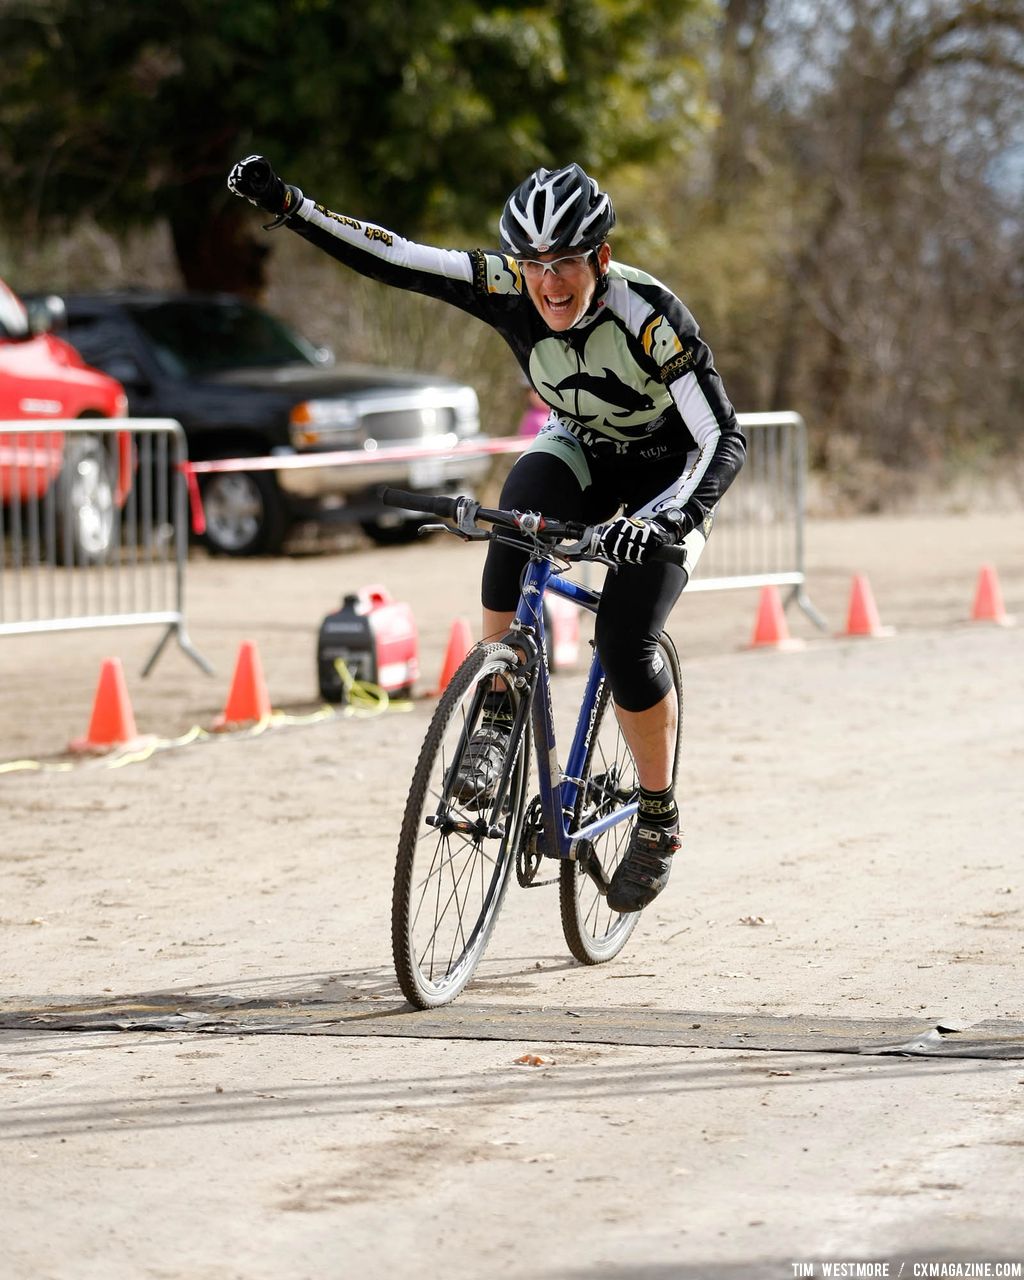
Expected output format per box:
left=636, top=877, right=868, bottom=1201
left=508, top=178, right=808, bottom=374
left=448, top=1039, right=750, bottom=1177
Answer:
left=381, top=487, right=688, bottom=569
left=382, top=488, right=462, bottom=521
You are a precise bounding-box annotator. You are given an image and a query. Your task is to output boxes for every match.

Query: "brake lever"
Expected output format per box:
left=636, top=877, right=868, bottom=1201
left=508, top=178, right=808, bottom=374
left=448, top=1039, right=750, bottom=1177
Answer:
left=556, top=531, right=592, bottom=557
left=558, top=529, right=615, bottom=569
left=420, top=521, right=489, bottom=542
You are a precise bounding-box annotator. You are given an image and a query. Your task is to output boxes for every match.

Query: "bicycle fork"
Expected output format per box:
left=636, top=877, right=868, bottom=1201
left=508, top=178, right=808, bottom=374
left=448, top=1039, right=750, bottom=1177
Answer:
left=430, top=656, right=535, bottom=840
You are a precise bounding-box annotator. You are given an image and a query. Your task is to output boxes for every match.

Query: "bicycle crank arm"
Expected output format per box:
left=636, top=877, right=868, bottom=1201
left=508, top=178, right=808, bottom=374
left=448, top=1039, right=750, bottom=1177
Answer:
left=574, top=839, right=611, bottom=895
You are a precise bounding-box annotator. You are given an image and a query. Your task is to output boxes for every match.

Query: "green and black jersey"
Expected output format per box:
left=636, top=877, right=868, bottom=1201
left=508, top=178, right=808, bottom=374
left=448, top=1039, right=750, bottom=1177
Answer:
left=286, top=196, right=745, bottom=532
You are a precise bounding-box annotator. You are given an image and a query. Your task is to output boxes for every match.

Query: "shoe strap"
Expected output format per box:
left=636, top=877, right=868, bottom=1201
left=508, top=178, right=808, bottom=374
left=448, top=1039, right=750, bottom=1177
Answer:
left=635, top=825, right=681, bottom=854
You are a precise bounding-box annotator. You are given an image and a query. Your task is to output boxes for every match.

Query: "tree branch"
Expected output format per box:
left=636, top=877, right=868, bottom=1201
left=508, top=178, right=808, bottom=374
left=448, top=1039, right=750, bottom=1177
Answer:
left=895, top=2, right=1024, bottom=94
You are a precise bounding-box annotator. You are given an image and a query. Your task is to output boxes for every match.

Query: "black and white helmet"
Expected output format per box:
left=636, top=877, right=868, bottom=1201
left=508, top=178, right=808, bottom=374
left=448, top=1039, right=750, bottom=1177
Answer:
left=499, top=163, right=615, bottom=256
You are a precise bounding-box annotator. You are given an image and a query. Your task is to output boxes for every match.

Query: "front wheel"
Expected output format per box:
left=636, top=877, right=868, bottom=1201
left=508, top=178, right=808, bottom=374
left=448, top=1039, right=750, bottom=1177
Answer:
left=559, top=633, right=683, bottom=964
left=392, top=643, right=531, bottom=1008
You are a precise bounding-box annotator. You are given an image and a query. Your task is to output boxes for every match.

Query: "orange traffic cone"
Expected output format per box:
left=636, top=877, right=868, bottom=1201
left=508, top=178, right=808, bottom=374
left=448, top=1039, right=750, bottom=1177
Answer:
left=69, top=657, right=141, bottom=753
left=434, top=618, right=473, bottom=694
left=971, top=564, right=1014, bottom=626
left=842, top=574, right=894, bottom=638
left=213, top=640, right=272, bottom=729
left=749, top=586, right=803, bottom=651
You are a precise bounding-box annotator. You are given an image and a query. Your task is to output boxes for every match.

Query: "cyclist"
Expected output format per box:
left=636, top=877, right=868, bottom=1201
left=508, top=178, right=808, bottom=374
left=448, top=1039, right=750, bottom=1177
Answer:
left=228, top=157, right=745, bottom=913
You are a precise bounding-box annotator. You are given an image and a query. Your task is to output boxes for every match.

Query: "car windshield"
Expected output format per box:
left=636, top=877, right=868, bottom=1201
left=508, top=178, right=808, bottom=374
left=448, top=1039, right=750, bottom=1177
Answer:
left=132, top=299, right=321, bottom=377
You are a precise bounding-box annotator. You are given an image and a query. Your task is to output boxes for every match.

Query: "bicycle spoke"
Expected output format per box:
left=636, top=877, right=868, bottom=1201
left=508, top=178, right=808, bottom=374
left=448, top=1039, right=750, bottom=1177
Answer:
left=414, top=836, right=493, bottom=978
left=411, top=827, right=498, bottom=883
left=443, top=836, right=472, bottom=975
left=410, top=831, right=494, bottom=937
left=416, top=836, right=475, bottom=979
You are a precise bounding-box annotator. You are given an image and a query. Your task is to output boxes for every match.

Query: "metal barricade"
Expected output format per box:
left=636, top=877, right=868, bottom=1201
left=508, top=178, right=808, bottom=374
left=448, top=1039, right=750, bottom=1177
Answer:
left=0, top=418, right=209, bottom=674
left=181, top=410, right=824, bottom=625
left=690, top=412, right=825, bottom=626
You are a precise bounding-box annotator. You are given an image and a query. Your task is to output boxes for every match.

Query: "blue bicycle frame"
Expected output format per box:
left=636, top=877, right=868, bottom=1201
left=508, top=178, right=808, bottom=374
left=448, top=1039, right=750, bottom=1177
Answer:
left=507, top=555, right=637, bottom=865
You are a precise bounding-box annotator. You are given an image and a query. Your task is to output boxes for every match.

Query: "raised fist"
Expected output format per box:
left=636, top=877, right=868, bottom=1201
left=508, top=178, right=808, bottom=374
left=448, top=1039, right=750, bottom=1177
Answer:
left=227, top=154, right=295, bottom=216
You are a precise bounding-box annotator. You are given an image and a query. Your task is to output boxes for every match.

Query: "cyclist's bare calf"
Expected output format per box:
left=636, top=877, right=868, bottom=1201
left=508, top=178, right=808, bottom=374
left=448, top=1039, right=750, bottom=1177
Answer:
left=612, top=689, right=677, bottom=793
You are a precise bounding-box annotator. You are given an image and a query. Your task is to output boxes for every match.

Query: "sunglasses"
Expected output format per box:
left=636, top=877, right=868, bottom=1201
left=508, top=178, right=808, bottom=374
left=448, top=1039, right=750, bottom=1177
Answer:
left=512, top=251, right=595, bottom=278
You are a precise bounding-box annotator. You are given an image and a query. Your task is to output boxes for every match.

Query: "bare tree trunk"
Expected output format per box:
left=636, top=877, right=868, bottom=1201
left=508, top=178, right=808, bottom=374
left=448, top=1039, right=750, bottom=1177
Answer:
left=711, top=0, right=770, bottom=214
left=769, top=189, right=843, bottom=416
left=169, top=195, right=271, bottom=300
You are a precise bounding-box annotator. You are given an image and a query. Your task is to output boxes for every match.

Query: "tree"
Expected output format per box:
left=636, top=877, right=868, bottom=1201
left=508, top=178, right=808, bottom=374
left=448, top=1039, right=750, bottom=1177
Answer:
left=0, top=0, right=712, bottom=294
left=637, top=0, right=1023, bottom=493
left=768, top=0, right=1024, bottom=476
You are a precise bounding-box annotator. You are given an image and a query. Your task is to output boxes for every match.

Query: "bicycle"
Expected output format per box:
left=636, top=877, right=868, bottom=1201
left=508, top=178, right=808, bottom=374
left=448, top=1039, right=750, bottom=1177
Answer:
left=383, top=487, right=685, bottom=1009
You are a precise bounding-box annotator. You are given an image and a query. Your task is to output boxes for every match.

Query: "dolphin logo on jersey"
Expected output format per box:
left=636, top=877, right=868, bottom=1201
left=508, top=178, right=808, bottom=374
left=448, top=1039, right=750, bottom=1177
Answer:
left=529, top=328, right=670, bottom=439
left=543, top=368, right=656, bottom=419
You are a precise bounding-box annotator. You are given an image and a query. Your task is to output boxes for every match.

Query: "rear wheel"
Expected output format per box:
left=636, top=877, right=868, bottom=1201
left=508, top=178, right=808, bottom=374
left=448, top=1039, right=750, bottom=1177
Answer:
left=392, top=643, right=531, bottom=1008
left=559, top=633, right=682, bottom=963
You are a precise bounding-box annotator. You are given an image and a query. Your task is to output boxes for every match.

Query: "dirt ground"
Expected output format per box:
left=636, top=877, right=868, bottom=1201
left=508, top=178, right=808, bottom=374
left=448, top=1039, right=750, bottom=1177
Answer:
left=2, top=510, right=1023, bottom=1280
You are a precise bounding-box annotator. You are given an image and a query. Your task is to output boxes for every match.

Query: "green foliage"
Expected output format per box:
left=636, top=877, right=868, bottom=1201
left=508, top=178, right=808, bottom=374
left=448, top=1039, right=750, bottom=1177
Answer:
left=0, top=0, right=713, bottom=262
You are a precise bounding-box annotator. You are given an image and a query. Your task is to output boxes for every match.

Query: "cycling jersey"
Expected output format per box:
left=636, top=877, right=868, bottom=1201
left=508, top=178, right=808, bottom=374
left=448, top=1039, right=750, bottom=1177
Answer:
left=284, top=197, right=745, bottom=533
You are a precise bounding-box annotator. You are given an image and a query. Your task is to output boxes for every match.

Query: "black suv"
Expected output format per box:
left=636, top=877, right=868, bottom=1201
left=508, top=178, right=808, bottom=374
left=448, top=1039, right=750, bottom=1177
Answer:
left=43, top=290, right=487, bottom=554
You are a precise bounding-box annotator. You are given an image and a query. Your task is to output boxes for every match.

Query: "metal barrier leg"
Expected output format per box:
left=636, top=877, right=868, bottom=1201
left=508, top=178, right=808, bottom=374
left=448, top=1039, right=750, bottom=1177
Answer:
left=142, top=621, right=214, bottom=678
left=785, top=585, right=829, bottom=631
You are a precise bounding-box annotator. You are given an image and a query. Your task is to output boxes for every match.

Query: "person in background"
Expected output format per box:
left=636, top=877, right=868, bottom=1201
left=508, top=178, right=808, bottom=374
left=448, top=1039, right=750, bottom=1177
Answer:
left=518, top=382, right=550, bottom=437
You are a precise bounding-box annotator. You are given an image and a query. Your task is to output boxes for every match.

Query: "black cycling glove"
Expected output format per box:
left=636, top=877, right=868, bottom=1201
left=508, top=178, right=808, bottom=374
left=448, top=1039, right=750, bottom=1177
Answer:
left=227, top=155, right=302, bottom=219
left=593, top=515, right=671, bottom=566
left=593, top=506, right=695, bottom=566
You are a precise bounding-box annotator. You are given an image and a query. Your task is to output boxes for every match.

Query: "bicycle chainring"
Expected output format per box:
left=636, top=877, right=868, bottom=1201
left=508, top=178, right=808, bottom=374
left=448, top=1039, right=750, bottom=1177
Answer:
left=515, top=795, right=557, bottom=887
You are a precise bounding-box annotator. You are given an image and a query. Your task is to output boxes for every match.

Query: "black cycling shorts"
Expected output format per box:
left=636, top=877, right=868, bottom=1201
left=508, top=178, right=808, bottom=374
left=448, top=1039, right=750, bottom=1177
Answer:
left=481, top=444, right=689, bottom=713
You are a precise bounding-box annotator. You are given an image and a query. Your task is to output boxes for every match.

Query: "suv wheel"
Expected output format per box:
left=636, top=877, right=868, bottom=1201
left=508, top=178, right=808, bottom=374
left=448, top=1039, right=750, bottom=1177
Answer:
left=201, top=468, right=288, bottom=556
left=56, top=433, right=116, bottom=565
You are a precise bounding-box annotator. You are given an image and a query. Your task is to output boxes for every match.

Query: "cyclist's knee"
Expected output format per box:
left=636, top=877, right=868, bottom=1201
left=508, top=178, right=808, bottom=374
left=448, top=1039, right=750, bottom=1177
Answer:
left=595, top=624, right=673, bottom=713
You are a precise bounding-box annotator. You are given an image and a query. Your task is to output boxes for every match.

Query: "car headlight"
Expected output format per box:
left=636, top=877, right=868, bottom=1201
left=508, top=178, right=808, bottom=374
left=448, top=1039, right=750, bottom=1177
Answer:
left=289, top=399, right=360, bottom=446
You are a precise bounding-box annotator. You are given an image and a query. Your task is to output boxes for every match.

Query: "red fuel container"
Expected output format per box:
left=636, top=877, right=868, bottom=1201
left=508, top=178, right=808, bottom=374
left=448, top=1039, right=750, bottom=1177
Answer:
left=317, top=584, right=419, bottom=702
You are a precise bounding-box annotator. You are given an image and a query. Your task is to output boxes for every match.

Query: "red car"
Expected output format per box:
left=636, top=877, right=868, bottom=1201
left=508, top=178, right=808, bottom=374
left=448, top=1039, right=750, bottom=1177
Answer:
left=0, top=277, right=129, bottom=562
